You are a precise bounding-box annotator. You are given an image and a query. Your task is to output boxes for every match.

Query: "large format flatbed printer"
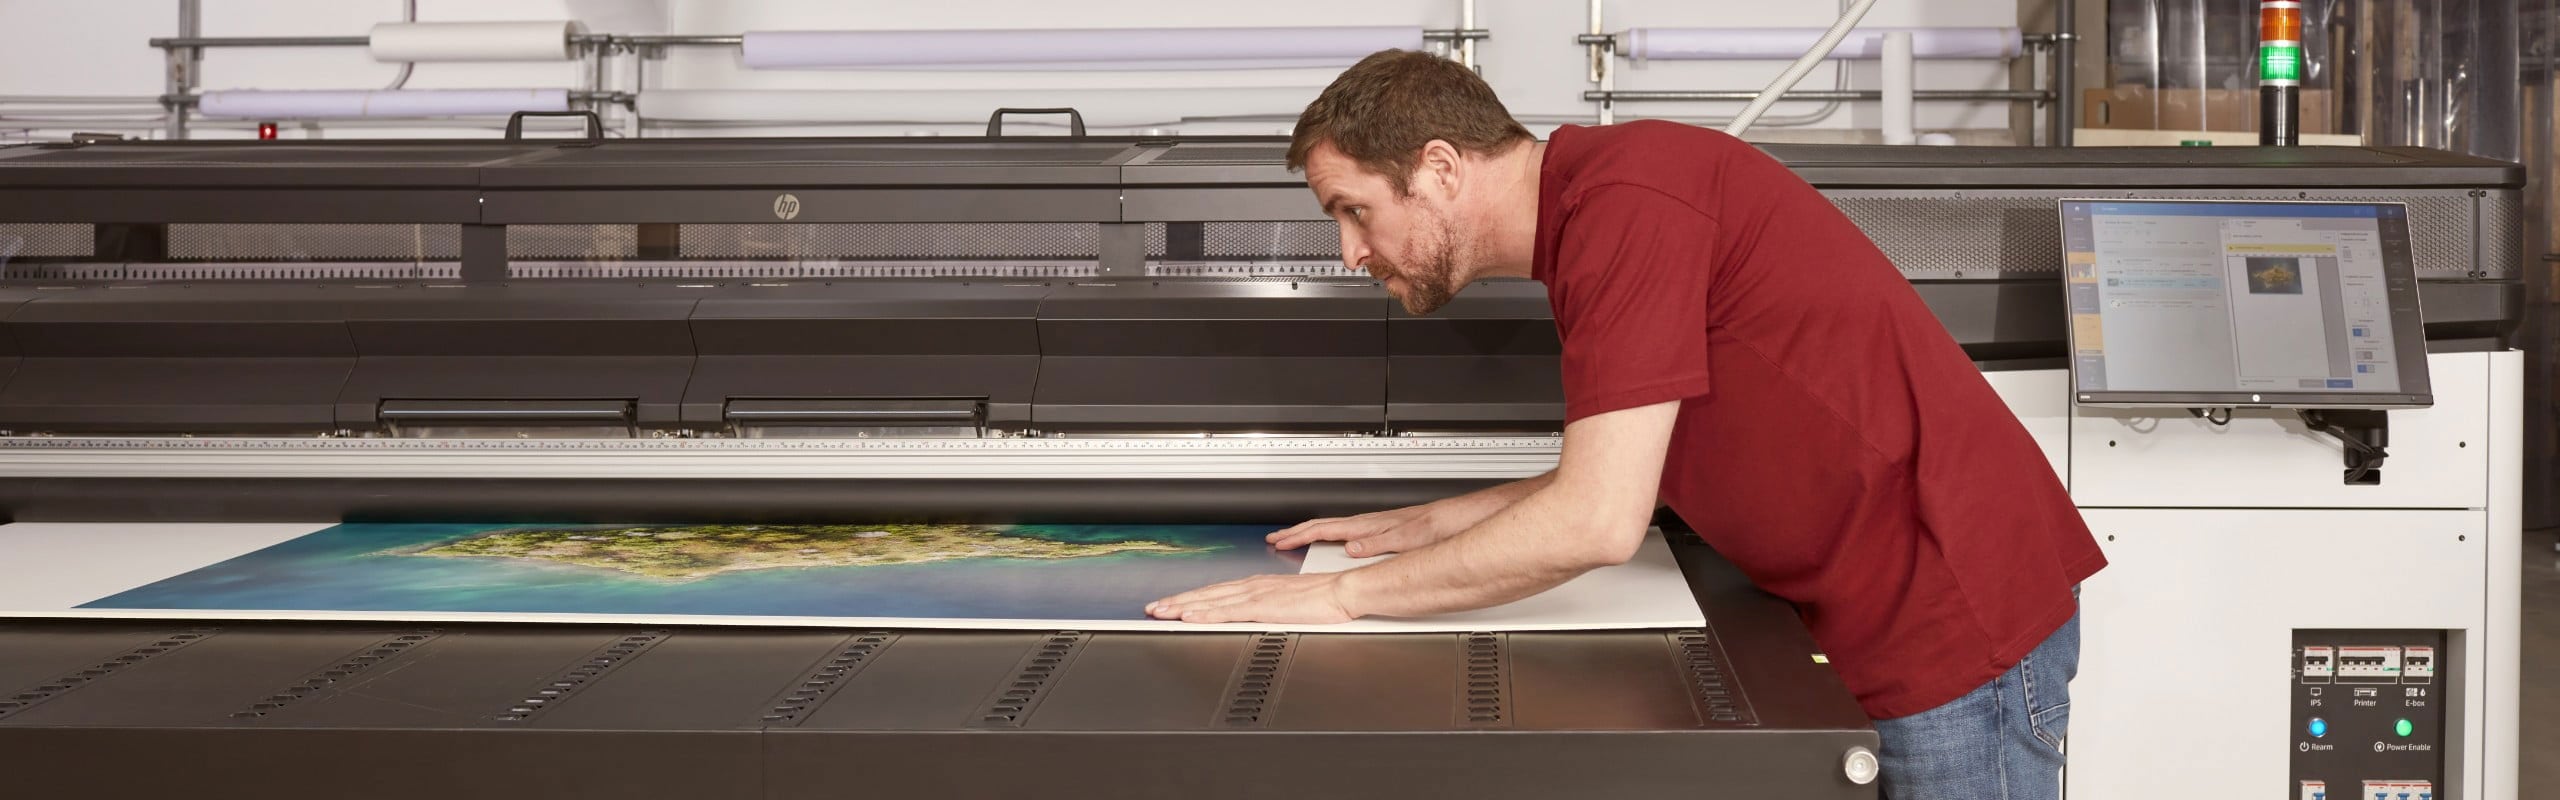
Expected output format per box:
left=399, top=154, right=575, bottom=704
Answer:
left=0, top=133, right=2526, bottom=799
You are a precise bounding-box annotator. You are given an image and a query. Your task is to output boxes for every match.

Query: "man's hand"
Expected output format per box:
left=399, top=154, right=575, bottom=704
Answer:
left=1145, top=573, right=1355, bottom=624
left=1266, top=504, right=1447, bottom=558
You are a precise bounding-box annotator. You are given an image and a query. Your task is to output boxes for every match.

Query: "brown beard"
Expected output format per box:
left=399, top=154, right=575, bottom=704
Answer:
left=1377, top=204, right=1462, bottom=315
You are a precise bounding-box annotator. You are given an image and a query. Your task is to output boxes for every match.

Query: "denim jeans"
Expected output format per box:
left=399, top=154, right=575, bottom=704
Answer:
left=1871, top=612, right=2080, bottom=800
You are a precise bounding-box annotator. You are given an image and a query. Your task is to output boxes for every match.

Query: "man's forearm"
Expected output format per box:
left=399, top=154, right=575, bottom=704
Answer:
left=1421, top=469, right=1554, bottom=531
left=1337, top=480, right=1640, bottom=619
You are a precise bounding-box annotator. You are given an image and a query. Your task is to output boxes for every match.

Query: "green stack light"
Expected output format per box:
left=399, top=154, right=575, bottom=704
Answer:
left=2260, top=44, right=2302, bottom=83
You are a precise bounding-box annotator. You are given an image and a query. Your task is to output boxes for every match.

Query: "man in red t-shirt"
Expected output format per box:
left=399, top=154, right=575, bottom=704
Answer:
left=1146, top=51, right=2106, bottom=799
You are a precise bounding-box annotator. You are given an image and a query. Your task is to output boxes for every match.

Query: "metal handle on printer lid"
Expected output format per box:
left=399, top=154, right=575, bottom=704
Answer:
left=722, top=398, right=983, bottom=424
left=377, top=398, right=634, bottom=421
left=504, top=110, right=604, bottom=145
left=985, top=107, right=1087, bottom=138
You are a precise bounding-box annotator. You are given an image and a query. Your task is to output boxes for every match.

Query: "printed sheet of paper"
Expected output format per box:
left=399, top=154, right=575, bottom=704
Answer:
left=0, top=522, right=1703, bottom=633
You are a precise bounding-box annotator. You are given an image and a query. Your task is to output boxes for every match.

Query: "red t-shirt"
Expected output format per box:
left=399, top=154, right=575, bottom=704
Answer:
left=1531, top=121, right=2106, bottom=719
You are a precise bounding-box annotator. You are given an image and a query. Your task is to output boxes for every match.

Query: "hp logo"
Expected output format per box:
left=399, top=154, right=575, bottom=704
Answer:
left=772, top=193, right=802, bottom=220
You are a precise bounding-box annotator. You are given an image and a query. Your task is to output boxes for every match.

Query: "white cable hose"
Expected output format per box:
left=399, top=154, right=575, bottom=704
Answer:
left=383, top=0, right=418, bottom=91
left=1722, top=0, right=1882, bottom=137
left=1688, top=0, right=1857, bottom=129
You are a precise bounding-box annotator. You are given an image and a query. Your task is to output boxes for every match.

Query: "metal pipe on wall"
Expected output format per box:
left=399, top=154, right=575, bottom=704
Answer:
left=2056, top=0, right=2076, bottom=145
left=1591, top=0, right=1612, bottom=123
left=1460, top=0, right=1476, bottom=70
left=164, top=0, right=200, bottom=140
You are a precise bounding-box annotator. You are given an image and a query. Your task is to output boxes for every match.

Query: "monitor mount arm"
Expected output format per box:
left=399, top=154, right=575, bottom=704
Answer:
left=2295, top=409, right=2390, bottom=485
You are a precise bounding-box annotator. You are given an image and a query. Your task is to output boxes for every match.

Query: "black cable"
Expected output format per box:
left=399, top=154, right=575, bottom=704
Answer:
left=2186, top=407, right=2233, bottom=427
left=2297, top=409, right=2389, bottom=482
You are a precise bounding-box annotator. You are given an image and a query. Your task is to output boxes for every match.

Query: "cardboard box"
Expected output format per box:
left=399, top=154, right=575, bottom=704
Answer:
left=2083, top=87, right=2337, bottom=134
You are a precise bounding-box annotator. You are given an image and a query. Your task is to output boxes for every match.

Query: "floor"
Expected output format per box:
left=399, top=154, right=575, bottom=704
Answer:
left=2524, top=525, right=2558, bottom=796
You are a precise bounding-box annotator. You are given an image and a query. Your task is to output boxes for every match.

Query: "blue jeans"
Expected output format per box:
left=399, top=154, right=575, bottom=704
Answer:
left=1871, top=612, right=2079, bottom=800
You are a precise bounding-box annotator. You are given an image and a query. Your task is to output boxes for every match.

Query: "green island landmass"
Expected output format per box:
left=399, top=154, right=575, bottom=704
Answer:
left=392, top=524, right=1207, bottom=581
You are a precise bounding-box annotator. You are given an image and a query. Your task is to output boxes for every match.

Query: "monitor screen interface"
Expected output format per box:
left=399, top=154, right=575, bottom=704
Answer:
left=2060, top=200, right=2430, bottom=407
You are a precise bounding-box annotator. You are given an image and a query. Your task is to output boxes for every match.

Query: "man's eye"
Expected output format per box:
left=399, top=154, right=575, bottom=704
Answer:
left=1349, top=207, right=1366, bottom=220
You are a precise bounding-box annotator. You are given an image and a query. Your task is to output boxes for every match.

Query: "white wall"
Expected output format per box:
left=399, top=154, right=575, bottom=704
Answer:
left=0, top=0, right=2031, bottom=143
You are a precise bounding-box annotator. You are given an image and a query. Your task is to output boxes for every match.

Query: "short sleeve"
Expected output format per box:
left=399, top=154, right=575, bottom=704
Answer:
left=1543, top=185, right=1719, bottom=423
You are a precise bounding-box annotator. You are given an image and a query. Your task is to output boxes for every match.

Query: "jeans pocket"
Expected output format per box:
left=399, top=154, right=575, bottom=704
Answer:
left=2023, top=650, right=2073, bottom=755
left=2028, top=698, right=2070, bottom=754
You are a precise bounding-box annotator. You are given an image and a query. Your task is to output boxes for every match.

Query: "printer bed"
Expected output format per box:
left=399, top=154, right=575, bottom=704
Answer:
left=0, top=535, right=1876, bottom=799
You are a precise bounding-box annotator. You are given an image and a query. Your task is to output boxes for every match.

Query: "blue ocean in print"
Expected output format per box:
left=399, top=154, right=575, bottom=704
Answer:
left=81, top=523, right=1302, bottom=621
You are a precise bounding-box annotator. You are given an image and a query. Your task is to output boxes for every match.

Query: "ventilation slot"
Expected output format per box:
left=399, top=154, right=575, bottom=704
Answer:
left=1459, top=632, right=1510, bottom=727
left=970, top=631, right=1089, bottom=728
left=232, top=630, right=438, bottom=720
left=0, top=628, right=216, bottom=721
left=1671, top=629, right=1757, bottom=725
left=755, top=631, right=897, bottom=727
left=494, top=630, right=669, bottom=722
left=1217, top=633, right=1296, bottom=728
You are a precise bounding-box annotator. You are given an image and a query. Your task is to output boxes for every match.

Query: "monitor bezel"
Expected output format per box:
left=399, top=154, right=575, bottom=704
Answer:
left=2058, top=197, right=2435, bottom=410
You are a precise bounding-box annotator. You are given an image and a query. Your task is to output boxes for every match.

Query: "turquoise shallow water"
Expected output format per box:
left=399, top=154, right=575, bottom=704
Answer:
left=81, top=523, right=1302, bottom=621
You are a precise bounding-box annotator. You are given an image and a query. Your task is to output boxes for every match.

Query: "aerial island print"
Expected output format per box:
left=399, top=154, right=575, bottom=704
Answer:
left=79, top=523, right=1302, bottom=621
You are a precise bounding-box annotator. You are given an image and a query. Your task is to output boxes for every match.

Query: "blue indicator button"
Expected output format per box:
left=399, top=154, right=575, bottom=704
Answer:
left=2308, top=717, right=2327, bottom=737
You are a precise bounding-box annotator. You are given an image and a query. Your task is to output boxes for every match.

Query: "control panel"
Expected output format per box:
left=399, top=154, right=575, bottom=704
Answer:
left=2290, top=630, right=2451, bottom=799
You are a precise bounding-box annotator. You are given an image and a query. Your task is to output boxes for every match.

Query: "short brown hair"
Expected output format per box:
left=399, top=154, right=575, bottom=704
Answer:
left=1288, top=49, right=1533, bottom=195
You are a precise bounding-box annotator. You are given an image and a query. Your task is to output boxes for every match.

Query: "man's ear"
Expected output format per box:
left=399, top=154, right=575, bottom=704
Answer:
left=1415, top=139, right=1464, bottom=199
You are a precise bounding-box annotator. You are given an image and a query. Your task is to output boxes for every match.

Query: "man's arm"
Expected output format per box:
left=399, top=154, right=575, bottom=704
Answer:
left=1267, top=470, right=1554, bottom=556
left=1334, top=402, right=1676, bottom=617
left=1145, top=401, right=1677, bottom=623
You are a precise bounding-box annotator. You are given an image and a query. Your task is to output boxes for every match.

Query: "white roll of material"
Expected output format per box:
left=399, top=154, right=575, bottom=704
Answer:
left=1620, top=27, right=2019, bottom=61
left=636, top=87, right=1320, bottom=128
left=740, top=26, right=1422, bottom=71
left=369, top=21, right=584, bottom=63
left=197, top=89, right=571, bottom=119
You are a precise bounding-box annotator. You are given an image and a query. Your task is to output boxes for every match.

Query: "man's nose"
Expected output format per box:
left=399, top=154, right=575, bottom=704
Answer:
left=1339, top=235, right=1370, bottom=274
